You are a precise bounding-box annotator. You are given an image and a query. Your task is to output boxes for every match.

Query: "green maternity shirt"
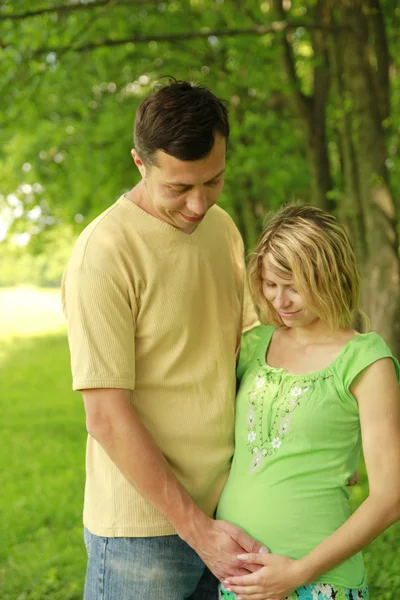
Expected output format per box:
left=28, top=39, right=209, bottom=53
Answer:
left=217, top=324, right=400, bottom=589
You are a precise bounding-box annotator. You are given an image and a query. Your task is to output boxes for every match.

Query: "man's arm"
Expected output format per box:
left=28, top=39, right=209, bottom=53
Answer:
left=83, top=387, right=263, bottom=581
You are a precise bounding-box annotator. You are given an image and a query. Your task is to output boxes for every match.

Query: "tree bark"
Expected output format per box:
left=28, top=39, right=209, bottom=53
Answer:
left=331, top=0, right=400, bottom=355
left=272, top=0, right=334, bottom=211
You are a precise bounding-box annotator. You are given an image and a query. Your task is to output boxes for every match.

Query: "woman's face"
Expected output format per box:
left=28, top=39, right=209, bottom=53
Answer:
left=261, top=256, right=319, bottom=328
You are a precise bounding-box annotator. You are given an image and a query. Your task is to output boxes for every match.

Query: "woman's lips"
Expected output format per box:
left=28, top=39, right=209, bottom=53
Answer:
left=279, top=310, right=300, bottom=318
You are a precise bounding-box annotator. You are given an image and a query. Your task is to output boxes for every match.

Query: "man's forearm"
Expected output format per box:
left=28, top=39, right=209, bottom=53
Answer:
left=84, top=388, right=264, bottom=580
left=87, top=392, right=208, bottom=541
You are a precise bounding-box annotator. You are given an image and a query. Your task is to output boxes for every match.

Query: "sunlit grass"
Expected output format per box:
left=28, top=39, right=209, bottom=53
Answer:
left=0, top=287, right=66, bottom=339
left=0, top=288, right=86, bottom=599
left=1, top=331, right=87, bottom=599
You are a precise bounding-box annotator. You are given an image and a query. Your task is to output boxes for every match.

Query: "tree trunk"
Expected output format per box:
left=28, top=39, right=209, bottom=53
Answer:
left=272, top=0, right=335, bottom=211
left=331, top=0, right=400, bottom=356
left=303, top=114, right=335, bottom=211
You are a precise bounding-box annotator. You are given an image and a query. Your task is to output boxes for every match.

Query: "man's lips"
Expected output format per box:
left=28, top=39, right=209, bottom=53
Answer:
left=180, top=213, right=205, bottom=223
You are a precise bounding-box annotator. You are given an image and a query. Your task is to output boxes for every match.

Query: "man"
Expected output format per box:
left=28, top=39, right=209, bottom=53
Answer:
left=62, top=79, right=261, bottom=600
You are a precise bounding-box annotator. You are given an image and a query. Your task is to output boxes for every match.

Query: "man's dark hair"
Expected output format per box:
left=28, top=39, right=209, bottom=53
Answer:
left=134, top=78, right=229, bottom=166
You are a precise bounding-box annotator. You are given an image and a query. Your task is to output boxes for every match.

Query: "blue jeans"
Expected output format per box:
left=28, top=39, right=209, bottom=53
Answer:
left=84, top=528, right=218, bottom=599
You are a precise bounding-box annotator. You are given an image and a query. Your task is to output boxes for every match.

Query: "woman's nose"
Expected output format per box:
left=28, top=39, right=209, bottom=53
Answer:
left=274, top=290, right=291, bottom=309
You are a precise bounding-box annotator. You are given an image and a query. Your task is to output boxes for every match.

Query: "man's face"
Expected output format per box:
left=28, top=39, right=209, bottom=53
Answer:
left=132, top=133, right=226, bottom=233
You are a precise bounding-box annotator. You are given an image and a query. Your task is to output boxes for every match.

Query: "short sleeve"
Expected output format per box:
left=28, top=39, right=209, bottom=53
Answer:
left=242, top=274, right=260, bottom=333
left=237, top=325, right=271, bottom=381
left=227, top=219, right=259, bottom=334
left=341, top=333, right=400, bottom=395
left=61, top=266, right=137, bottom=391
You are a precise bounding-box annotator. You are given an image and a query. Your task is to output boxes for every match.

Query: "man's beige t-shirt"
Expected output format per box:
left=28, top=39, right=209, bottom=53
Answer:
left=62, top=196, right=258, bottom=537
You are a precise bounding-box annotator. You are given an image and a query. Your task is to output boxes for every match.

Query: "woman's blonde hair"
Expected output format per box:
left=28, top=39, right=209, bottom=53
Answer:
left=248, top=204, right=365, bottom=330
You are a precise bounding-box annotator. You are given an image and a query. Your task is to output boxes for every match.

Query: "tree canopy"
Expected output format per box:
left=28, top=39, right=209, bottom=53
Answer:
left=1, top=0, right=400, bottom=353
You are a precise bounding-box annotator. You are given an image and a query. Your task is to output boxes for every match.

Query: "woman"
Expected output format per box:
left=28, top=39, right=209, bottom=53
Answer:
left=217, top=205, right=400, bottom=600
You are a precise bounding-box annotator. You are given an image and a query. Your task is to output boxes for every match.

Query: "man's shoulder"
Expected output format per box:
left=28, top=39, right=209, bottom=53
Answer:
left=68, top=197, right=139, bottom=272
left=207, top=205, right=242, bottom=242
left=208, top=204, right=236, bottom=225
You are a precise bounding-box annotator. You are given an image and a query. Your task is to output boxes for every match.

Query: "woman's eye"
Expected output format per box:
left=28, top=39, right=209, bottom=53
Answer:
left=206, top=178, right=221, bottom=187
left=290, top=287, right=298, bottom=293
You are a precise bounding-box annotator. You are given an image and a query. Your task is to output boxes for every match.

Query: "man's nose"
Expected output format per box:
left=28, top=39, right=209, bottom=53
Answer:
left=186, top=188, right=207, bottom=216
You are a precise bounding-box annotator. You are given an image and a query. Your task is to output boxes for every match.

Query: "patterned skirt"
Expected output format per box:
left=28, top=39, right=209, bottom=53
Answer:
left=219, top=582, right=369, bottom=599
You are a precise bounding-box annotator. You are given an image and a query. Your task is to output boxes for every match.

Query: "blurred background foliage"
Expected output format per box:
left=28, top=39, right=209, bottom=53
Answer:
left=1, top=0, right=400, bottom=352
left=1, top=1, right=400, bottom=597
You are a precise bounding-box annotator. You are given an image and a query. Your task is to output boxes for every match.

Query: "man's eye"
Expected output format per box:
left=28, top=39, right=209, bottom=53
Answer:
left=206, top=178, right=221, bottom=187
left=171, top=187, right=188, bottom=194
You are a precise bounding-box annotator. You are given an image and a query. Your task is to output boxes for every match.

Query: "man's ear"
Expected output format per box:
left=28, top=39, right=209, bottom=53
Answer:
left=131, top=149, right=146, bottom=178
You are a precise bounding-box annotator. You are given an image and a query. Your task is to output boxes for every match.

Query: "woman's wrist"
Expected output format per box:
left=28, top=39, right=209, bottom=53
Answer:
left=293, top=555, right=318, bottom=588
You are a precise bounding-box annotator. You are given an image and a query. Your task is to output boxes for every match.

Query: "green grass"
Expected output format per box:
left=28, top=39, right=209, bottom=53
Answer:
left=1, top=288, right=399, bottom=598
left=1, top=288, right=86, bottom=599
left=0, top=333, right=87, bottom=599
left=0, top=287, right=66, bottom=339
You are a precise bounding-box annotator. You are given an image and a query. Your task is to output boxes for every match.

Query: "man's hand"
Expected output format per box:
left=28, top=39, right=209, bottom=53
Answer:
left=185, top=517, right=268, bottom=582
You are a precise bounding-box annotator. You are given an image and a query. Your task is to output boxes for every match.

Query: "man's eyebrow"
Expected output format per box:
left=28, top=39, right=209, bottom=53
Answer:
left=205, top=167, right=226, bottom=182
left=165, top=168, right=226, bottom=188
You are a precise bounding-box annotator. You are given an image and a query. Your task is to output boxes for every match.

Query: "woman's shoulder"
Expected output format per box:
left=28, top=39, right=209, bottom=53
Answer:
left=237, top=324, right=276, bottom=379
left=338, top=331, right=400, bottom=388
left=243, top=323, right=275, bottom=342
left=341, top=330, right=395, bottom=360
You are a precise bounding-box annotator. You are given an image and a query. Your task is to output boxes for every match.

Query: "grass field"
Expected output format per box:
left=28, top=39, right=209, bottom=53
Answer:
left=1, top=288, right=399, bottom=599
left=1, top=288, right=86, bottom=599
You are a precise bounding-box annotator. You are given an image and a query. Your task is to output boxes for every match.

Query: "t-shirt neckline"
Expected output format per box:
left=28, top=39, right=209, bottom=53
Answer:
left=259, top=325, right=370, bottom=378
left=119, top=195, right=208, bottom=243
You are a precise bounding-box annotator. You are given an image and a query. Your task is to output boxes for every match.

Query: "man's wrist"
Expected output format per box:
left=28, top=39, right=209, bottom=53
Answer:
left=174, top=508, right=211, bottom=548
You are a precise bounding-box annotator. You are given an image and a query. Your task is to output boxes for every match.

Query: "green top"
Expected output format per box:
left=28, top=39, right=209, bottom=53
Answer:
left=217, top=324, right=400, bottom=589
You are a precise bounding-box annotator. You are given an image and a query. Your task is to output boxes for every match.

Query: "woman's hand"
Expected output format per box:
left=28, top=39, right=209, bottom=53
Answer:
left=223, top=552, right=305, bottom=600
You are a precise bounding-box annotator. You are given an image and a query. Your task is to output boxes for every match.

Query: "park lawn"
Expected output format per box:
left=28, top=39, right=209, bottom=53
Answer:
left=0, top=287, right=67, bottom=339
left=0, top=289, right=399, bottom=598
left=0, top=286, right=87, bottom=599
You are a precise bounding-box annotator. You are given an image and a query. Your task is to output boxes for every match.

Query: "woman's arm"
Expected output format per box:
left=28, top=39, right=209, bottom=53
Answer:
left=224, top=358, right=400, bottom=599
left=295, top=357, right=400, bottom=581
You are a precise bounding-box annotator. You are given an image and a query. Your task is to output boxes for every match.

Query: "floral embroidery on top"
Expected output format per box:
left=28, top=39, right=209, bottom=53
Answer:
left=244, top=358, right=332, bottom=473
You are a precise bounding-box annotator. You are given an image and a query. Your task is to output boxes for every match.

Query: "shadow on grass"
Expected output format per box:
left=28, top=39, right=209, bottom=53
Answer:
left=0, top=332, right=86, bottom=600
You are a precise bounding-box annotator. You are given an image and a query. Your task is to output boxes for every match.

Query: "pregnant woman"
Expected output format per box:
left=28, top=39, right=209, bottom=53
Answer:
left=217, top=205, right=400, bottom=600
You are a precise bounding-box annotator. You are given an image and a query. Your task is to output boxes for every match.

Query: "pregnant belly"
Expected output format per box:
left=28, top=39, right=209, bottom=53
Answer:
left=217, top=480, right=351, bottom=557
